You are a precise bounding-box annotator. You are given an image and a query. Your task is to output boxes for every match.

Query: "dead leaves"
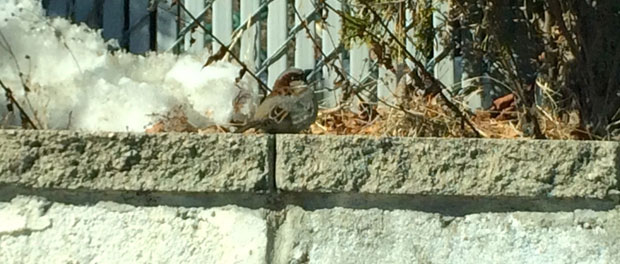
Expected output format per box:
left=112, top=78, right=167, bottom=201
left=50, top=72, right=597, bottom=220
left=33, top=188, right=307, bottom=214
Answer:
left=203, top=46, right=227, bottom=68
left=145, top=106, right=197, bottom=133
left=310, top=104, right=380, bottom=135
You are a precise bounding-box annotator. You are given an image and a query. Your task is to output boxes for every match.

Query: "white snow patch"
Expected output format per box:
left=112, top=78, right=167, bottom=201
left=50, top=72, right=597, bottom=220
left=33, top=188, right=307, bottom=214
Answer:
left=0, top=0, right=256, bottom=132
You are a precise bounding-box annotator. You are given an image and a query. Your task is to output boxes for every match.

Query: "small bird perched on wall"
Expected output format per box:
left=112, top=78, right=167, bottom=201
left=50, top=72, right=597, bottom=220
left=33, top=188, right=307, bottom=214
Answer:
left=235, top=68, right=317, bottom=133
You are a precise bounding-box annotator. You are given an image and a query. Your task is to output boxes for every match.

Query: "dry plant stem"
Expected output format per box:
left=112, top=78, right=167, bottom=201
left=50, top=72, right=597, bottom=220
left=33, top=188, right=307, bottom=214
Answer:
left=177, top=2, right=271, bottom=96
left=0, top=30, right=27, bottom=87
left=546, top=0, right=579, bottom=60
left=0, top=79, right=38, bottom=129
left=0, top=29, right=43, bottom=127
left=492, top=25, right=545, bottom=139
left=328, top=2, right=481, bottom=137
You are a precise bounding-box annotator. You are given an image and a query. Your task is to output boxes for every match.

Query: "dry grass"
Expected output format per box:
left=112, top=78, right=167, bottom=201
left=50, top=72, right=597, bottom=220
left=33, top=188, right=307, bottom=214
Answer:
left=308, top=91, right=589, bottom=140
left=144, top=83, right=588, bottom=140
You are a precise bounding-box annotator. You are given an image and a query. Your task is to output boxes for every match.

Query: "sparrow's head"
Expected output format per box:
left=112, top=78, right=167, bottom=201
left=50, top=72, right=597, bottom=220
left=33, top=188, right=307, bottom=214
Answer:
left=273, top=68, right=313, bottom=92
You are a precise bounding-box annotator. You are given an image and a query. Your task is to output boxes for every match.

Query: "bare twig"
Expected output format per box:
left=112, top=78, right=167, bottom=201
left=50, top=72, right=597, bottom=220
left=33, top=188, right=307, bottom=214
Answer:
left=0, top=79, right=38, bottom=129
left=0, top=29, right=44, bottom=127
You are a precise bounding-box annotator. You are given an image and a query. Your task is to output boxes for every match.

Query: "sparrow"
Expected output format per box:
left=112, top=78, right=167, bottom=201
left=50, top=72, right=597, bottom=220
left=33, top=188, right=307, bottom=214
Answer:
left=236, top=68, right=317, bottom=133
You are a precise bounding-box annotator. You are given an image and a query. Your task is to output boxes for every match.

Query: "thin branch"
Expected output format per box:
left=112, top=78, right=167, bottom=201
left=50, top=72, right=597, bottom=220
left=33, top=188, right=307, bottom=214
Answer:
left=0, top=79, right=38, bottom=129
left=0, top=29, right=43, bottom=127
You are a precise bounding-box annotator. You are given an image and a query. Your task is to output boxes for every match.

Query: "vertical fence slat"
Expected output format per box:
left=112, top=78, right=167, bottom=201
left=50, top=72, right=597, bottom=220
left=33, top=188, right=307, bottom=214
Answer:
left=321, top=0, right=342, bottom=108
left=405, top=4, right=425, bottom=71
left=129, top=0, right=151, bottom=54
left=349, top=45, right=369, bottom=83
left=459, top=5, right=489, bottom=111
left=377, top=67, right=397, bottom=105
left=267, top=0, right=288, bottom=88
left=156, top=0, right=178, bottom=52
left=294, top=0, right=315, bottom=71
left=405, top=6, right=415, bottom=71
left=377, top=21, right=397, bottom=105
left=184, top=0, right=205, bottom=53
left=349, top=5, right=371, bottom=109
left=74, top=0, right=95, bottom=22
left=102, top=0, right=124, bottom=43
left=349, top=43, right=370, bottom=109
left=240, top=0, right=260, bottom=99
left=240, top=0, right=260, bottom=71
left=212, top=0, right=233, bottom=54
left=432, top=0, right=457, bottom=94
left=47, top=0, right=72, bottom=18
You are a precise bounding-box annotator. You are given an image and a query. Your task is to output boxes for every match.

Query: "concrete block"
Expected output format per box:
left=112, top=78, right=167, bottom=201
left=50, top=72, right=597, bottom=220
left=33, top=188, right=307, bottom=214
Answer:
left=273, top=206, right=620, bottom=264
left=276, top=135, right=620, bottom=199
left=0, top=195, right=268, bottom=264
left=0, top=130, right=274, bottom=192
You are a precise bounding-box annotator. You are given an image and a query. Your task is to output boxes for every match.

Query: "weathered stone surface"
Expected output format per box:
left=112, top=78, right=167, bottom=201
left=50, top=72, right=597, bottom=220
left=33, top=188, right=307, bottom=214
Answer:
left=276, top=135, right=620, bottom=199
left=273, top=206, right=620, bottom=264
left=0, top=130, right=273, bottom=192
left=0, top=196, right=268, bottom=264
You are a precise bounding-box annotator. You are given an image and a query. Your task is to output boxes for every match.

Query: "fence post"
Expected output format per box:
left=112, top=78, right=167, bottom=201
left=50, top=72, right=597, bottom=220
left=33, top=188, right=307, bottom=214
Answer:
left=184, top=0, right=205, bottom=53
left=267, top=0, right=288, bottom=88
left=73, top=0, right=94, bottom=23
left=349, top=45, right=370, bottom=84
left=46, top=0, right=73, bottom=18
left=349, top=4, right=371, bottom=108
left=156, top=0, right=178, bottom=52
left=240, top=0, right=260, bottom=101
left=240, top=0, right=260, bottom=71
left=432, top=0, right=457, bottom=95
left=294, top=0, right=316, bottom=71
left=349, top=42, right=370, bottom=108
left=321, top=0, right=342, bottom=108
left=405, top=2, right=426, bottom=71
left=459, top=3, right=492, bottom=111
left=102, top=0, right=124, bottom=44
left=129, top=0, right=151, bottom=54
left=377, top=20, right=397, bottom=106
left=212, top=0, right=232, bottom=54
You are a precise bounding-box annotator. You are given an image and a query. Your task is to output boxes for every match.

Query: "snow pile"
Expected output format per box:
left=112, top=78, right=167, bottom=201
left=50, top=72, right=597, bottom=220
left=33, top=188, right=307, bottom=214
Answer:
left=0, top=0, right=256, bottom=132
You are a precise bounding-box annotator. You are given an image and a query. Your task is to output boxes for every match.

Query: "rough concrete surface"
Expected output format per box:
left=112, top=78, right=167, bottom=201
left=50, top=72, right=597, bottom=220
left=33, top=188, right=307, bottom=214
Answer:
left=0, top=130, right=273, bottom=192
left=276, top=135, right=620, bottom=199
left=273, top=206, right=620, bottom=264
left=2, top=130, right=620, bottom=263
left=0, top=196, right=268, bottom=264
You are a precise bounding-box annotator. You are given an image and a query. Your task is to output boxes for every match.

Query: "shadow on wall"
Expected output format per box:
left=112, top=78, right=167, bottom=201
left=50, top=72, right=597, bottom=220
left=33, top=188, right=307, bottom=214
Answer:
left=0, top=184, right=616, bottom=217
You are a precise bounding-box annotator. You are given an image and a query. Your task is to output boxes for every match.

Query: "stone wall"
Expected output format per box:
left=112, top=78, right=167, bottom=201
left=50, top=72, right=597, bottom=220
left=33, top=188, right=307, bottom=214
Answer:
left=0, top=130, right=619, bottom=263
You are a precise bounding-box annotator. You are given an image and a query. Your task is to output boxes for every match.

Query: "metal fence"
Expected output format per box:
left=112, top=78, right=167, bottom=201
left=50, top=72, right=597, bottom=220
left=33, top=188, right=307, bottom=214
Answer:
left=43, top=0, right=486, bottom=109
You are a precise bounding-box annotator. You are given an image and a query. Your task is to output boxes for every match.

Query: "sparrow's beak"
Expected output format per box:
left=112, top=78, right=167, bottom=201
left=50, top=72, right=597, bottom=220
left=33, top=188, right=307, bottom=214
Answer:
left=303, top=69, right=315, bottom=82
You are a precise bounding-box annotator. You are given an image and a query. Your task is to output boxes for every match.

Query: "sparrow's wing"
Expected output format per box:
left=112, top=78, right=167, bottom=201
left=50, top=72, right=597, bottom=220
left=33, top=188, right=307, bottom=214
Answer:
left=236, top=83, right=314, bottom=133
left=268, top=105, right=289, bottom=123
left=235, top=103, right=288, bottom=133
